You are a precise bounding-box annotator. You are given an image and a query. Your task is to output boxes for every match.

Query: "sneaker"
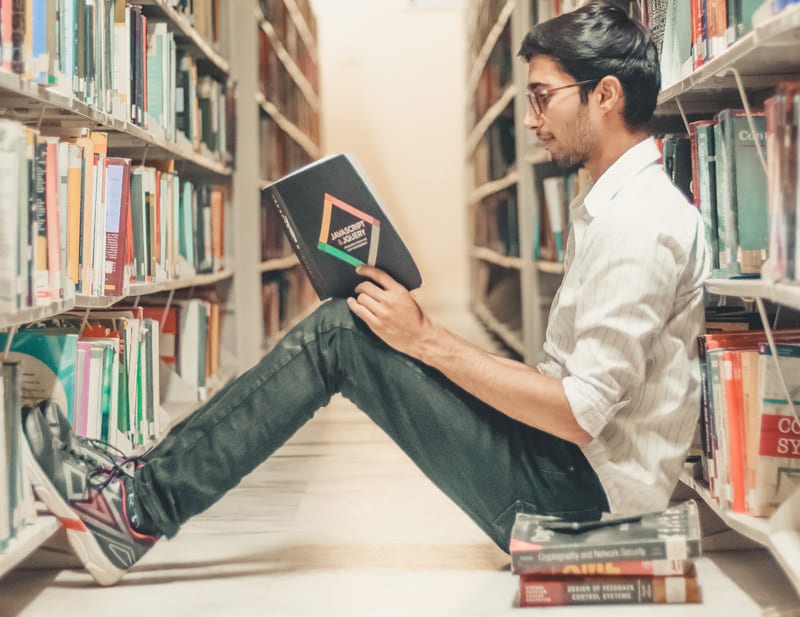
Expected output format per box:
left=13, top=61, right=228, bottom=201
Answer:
left=22, top=400, right=159, bottom=586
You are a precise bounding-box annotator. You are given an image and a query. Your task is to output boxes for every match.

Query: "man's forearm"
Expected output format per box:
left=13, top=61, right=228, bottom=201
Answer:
left=412, top=322, right=593, bottom=446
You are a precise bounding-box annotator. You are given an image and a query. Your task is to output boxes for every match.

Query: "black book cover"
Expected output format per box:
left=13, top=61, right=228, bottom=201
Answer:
left=510, top=500, right=702, bottom=573
left=263, top=153, right=422, bottom=299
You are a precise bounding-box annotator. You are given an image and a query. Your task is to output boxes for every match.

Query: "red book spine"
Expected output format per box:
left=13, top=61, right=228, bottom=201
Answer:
left=519, top=574, right=701, bottom=606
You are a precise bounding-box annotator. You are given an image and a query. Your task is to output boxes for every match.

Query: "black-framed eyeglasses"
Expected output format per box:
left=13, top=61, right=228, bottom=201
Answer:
left=526, top=79, right=598, bottom=117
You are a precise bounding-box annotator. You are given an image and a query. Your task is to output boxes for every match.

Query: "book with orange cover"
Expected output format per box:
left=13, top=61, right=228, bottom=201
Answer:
left=721, top=349, right=746, bottom=512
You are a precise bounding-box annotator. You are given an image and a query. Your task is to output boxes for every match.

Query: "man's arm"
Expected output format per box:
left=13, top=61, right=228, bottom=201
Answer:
left=346, top=265, right=593, bottom=446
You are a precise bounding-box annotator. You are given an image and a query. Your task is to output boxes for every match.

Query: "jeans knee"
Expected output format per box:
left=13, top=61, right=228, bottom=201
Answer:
left=310, top=298, right=358, bottom=331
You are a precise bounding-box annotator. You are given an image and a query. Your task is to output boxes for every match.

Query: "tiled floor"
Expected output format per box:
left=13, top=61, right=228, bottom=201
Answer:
left=1, top=309, right=799, bottom=616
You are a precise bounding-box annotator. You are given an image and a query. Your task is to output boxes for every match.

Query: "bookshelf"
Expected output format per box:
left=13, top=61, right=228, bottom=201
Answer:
left=466, top=0, right=800, bottom=598
left=230, top=0, right=319, bottom=362
left=465, top=0, right=583, bottom=363
left=653, top=3, right=800, bottom=598
left=0, top=0, right=239, bottom=580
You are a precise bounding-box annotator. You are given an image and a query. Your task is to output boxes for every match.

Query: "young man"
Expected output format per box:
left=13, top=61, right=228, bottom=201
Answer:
left=22, top=1, right=708, bottom=586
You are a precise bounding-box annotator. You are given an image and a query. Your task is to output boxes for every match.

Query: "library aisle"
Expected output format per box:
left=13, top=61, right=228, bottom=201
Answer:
left=0, top=308, right=796, bottom=616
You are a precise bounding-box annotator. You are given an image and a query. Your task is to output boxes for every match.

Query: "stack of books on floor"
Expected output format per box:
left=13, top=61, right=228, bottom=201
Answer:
left=509, top=500, right=703, bottom=607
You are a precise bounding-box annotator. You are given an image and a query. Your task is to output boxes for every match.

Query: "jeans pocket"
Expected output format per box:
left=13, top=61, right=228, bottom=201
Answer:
left=492, top=498, right=539, bottom=546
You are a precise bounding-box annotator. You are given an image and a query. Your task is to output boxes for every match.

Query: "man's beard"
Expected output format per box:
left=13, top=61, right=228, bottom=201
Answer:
left=549, top=106, right=594, bottom=168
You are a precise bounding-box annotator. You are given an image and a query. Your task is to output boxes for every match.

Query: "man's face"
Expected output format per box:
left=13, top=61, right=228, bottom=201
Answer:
left=524, top=55, right=597, bottom=168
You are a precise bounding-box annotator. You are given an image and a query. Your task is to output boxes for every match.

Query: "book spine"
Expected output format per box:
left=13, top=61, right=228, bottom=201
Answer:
left=511, top=537, right=700, bottom=572
left=519, top=575, right=701, bottom=606
left=512, top=558, right=693, bottom=577
left=266, top=185, right=325, bottom=298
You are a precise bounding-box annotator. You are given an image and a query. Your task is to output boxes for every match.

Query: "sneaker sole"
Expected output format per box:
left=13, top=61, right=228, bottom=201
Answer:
left=22, top=436, right=126, bottom=586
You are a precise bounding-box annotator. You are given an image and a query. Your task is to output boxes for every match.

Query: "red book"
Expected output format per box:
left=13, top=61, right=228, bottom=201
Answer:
left=518, top=573, right=701, bottom=606
left=721, top=349, right=747, bottom=512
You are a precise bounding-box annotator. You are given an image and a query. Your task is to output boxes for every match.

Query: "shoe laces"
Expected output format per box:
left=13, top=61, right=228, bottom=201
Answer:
left=59, top=436, right=146, bottom=492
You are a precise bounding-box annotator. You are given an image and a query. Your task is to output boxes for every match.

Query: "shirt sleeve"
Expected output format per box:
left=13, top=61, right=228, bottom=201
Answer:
left=563, top=216, right=683, bottom=438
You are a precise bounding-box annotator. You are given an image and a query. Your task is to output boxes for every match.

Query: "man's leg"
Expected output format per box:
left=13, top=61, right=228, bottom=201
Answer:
left=136, top=299, right=608, bottom=549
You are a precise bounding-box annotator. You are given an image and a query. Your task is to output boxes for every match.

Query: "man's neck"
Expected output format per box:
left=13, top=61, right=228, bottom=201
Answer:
left=584, top=130, right=650, bottom=181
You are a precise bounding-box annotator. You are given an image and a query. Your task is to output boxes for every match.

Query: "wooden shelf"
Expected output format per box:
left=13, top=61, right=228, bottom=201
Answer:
left=472, top=302, right=525, bottom=356
left=470, top=247, right=523, bottom=270
left=536, top=261, right=565, bottom=274
left=466, top=83, right=516, bottom=156
left=283, top=0, right=319, bottom=63
left=0, top=515, right=60, bottom=580
left=466, top=0, right=516, bottom=98
left=0, top=297, right=76, bottom=329
left=657, top=4, right=800, bottom=115
left=256, top=93, right=321, bottom=159
left=705, top=278, right=800, bottom=311
left=135, top=0, right=230, bottom=79
left=259, top=20, right=320, bottom=113
left=680, top=471, right=800, bottom=596
left=260, top=255, right=300, bottom=273
left=469, top=170, right=519, bottom=203
left=0, top=71, right=232, bottom=179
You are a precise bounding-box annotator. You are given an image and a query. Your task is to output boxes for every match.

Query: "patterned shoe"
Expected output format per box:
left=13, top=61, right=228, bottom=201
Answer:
left=22, top=400, right=159, bottom=586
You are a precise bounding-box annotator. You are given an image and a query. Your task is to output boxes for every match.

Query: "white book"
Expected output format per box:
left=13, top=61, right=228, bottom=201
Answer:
left=0, top=120, right=21, bottom=312
left=112, top=2, right=131, bottom=121
left=92, top=152, right=108, bottom=295
left=0, top=370, right=10, bottom=548
left=86, top=345, right=104, bottom=439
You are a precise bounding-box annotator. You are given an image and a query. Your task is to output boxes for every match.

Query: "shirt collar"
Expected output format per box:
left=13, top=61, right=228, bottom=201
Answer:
left=582, top=137, right=661, bottom=218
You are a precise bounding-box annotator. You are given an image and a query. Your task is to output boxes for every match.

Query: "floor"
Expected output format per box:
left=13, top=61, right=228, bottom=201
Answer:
left=1, top=309, right=799, bottom=617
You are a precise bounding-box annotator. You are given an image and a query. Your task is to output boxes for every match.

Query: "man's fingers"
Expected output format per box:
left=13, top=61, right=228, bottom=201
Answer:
left=356, top=265, right=398, bottom=290
left=353, top=279, right=385, bottom=299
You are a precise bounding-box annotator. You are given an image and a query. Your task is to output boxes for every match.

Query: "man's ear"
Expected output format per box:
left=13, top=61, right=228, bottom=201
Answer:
left=594, top=75, right=624, bottom=115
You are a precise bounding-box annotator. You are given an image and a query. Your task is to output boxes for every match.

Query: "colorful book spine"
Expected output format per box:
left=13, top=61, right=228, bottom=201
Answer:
left=518, top=574, right=701, bottom=606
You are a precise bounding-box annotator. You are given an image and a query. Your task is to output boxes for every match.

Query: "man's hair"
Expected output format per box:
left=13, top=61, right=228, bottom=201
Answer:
left=517, top=1, right=660, bottom=129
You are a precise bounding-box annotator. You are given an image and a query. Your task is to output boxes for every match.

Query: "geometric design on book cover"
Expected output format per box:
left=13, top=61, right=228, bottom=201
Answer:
left=317, top=193, right=381, bottom=267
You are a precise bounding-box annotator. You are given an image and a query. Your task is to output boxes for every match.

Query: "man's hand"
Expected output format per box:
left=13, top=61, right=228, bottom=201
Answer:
left=346, top=265, right=434, bottom=358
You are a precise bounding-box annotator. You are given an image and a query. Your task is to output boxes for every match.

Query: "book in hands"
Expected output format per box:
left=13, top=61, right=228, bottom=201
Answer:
left=262, top=153, right=422, bottom=299
left=509, top=500, right=702, bottom=575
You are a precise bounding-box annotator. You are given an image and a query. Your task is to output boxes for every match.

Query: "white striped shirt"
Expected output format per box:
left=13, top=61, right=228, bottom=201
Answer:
left=537, top=138, right=709, bottom=514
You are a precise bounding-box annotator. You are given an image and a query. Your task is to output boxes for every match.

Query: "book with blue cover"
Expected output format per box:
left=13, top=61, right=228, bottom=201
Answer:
left=263, top=153, right=422, bottom=299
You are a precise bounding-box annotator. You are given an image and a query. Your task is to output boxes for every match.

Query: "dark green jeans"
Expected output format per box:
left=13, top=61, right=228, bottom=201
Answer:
left=135, top=299, right=608, bottom=551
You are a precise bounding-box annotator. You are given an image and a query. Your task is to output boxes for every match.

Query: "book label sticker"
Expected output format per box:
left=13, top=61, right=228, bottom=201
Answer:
left=317, top=193, right=380, bottom=267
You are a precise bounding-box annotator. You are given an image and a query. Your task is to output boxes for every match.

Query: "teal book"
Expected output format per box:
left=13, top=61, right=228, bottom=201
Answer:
left=714, top=109, right=768, bottom=277
left=0, top=331, right=78, bottom=426
left=691, top=121, right=719, bottom=272
left=264, top=153, right=422, bottom=299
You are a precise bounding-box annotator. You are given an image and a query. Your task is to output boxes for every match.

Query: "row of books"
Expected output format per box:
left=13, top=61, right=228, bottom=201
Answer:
left=697, top=324, right=800, bottom=516
left=656, top=107, right=768, bottom=279
left=259, top=114, right=314, bottom=184
left=0, top=293, right=222, bottom=455
left=260, top=190, right=294, bottom=261
left=258, top=0, right=318, bottom=94
left=472, top=106, right=516, bottom=187
left=643, top=0, right=765, bottom=89
left=0, top=0, right=234, bottom=167
left=165, top=0, right=226, bottom=48
left=473, top=189, right=520, bottom=258
left=667, top=87, right=800, bottom=282
left=0, top=362, right=38, bottom=553
left=467, top=0, right=511, bottom=65
left=472, top=21, right=513, bottom=124
left=258, top=25, right=320, bottom=146
left=0, top=120, right=226, bottom=311
left=534, top=167, right=591, bottom=263
left=509, top=501, right=702, bottom=606
left=261, top=267, right=314, bottom=341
